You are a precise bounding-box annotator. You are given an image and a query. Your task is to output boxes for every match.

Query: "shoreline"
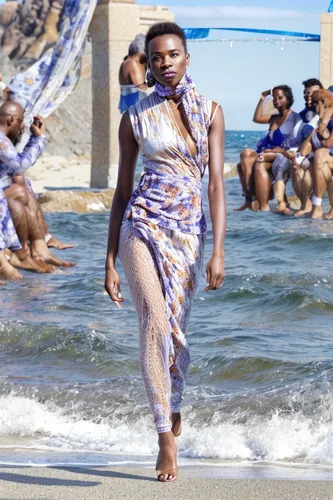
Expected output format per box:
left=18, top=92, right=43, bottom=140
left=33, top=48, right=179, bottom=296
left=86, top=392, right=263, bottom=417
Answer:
left=1, top=464, right=333, bottom=499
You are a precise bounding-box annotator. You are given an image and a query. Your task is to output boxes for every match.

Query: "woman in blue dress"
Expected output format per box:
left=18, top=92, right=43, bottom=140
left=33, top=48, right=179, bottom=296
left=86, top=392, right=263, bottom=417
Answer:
left=236, top=85, right=299, bottom=211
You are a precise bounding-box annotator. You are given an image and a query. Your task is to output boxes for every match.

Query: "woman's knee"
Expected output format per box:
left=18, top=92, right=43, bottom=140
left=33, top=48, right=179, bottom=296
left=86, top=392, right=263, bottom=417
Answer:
left=254, top=162, right=266, bottom=175
left=5, top=183, right=28, bottom=205
left=240, top=148, right=255, bottom=161
left=314, top=148, right=328, bottom=167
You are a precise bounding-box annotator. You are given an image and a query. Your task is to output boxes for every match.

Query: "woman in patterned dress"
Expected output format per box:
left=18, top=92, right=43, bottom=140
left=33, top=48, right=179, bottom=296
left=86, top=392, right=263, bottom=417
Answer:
left=105, top=22, right=226, bottom=482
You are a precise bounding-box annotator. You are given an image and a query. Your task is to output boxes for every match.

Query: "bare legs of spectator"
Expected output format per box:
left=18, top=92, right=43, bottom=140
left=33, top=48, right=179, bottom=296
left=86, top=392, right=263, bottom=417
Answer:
left=311, top=148, right=333, bottom=219
left=235, top=149, right=257, bottom=211
left=12, top=175, right=76, bottom=250
left=292, top=166, right=313, bottom=217
left=5, top=183, right=75, bottom=270
left=0, top=249, right=22, bottom=281
left=254, top=160, right=272, bottom=211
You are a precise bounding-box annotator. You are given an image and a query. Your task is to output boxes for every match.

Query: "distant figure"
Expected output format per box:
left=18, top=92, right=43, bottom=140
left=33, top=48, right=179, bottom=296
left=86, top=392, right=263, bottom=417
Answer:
left=0, top=102, right=74, bottom=271
left=236, top=86, right=299, bottom=212
left=281, top=78, right=325, bottom=217
left=118, top=34, right=150, bottom=113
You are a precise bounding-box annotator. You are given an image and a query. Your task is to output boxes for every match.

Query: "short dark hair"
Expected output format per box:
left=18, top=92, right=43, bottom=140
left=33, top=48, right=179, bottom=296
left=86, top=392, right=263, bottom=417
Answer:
left=302, top=78, right=323, bottom=89
left=145, top=22, right=187, bottom=56
left=272, top=85, right=294, bottom=108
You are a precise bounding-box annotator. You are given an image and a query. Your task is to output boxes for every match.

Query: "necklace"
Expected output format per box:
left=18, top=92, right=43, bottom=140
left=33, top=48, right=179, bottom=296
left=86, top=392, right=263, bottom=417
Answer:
left=168, top=99, right=181, bottom=111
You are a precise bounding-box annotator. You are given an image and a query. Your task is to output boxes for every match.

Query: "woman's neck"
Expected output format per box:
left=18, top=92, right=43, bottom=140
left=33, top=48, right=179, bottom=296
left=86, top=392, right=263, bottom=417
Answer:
left=279, top=108, right=290, bottom=117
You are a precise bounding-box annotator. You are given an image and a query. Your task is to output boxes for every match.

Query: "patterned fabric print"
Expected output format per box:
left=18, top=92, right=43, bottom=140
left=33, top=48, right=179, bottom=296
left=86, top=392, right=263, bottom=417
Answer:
left=7, top=0, right=96, bottom=122
left=119, top=222, right=204, bottom=432
left=129, top=169, right=206, bottom=234
left=0, top=132, right=45, bottom=189
left=123, top=86, right=211, bottom=432
left=0, top=189, right=21, bottom=251
left=155, top=73, right=210, bottom=177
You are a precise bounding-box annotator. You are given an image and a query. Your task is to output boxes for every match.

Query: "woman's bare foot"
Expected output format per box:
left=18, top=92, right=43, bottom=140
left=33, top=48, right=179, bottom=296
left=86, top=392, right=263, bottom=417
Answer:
left=283, top=207, right=294, bottom=216
left=31, top=240, right=75, bottom=267
left=9, top=251, right=55, bottom=273
left=156, top=431, right=178, bottom=482
left=234, top=202, right=252, bottom=211
left=274, top=202, right=288, bottom=214
left=259, top=204, right=270, bottom=212
left=294, top=200, right=313, bottom=217
left=47, top=235, right=76, bottom=250
left=172, top=413, right=182, bottom=437
left=324, top=208, right=333, bottom=220
left=312, top=206, right=324, bottom=219
left=0, top=254, right=23, bottom=281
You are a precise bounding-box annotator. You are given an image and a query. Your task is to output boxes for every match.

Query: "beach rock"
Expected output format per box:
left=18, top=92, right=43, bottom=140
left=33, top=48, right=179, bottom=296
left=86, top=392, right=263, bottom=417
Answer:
left=38, top=189, right=114, bottom=213
left=224, top=163, right=238, bottom=178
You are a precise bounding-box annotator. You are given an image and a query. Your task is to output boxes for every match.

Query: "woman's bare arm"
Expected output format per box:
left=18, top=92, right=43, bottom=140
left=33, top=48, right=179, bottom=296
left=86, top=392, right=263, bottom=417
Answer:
left=206, top=104, right=226, bottom=290
left=105, top=111, right=139, bottom=302
left=253, top=91, right=273, bottom=124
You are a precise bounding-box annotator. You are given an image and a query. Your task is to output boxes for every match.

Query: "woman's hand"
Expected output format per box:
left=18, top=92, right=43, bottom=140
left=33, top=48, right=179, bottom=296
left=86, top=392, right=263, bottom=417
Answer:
left=105, top=267, right=124, bottom=307
left=261, top=89, right=271, bottom=98
left=204, top=254, right=225, bottom=291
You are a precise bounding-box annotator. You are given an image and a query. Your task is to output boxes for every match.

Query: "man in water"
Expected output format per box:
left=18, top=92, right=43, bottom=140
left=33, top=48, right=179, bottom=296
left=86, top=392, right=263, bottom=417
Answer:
left=0, top=101, right=74, bottom=271
left=118, top=34, right=150, bottom=114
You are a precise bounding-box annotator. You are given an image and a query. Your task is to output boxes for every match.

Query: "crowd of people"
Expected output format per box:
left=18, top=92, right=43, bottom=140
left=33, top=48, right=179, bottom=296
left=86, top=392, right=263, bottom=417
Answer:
left=236, top=78, right=333, bottom=218
left=0, top=75, right=75, bottom=283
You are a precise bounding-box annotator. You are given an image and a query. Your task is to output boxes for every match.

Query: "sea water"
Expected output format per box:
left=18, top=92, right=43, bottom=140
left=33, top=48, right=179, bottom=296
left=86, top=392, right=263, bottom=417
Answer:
left=2, top=131, right=333, bottom=468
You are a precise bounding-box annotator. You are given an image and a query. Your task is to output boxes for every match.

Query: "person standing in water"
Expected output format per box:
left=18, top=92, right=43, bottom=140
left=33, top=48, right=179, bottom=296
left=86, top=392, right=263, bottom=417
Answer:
left=105, top=22, right=226, bottom=482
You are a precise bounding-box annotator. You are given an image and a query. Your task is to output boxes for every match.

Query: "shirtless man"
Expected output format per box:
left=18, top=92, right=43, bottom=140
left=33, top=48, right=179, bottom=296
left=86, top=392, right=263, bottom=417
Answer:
left=118, top=34, right=149, bottom=114
left=0, top=102, right=74, bottom=270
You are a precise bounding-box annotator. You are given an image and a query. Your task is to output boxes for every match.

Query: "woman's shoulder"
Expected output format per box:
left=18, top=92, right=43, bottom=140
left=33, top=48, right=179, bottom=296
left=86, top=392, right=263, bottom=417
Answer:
left=129, top=91, right=162, bottom=115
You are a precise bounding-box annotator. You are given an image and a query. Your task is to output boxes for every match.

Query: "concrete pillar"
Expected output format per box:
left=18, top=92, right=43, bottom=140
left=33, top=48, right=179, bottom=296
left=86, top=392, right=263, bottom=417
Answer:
left=89, top=0, right=140, bottom=188
left=89, top=0, right=174, bottom=188
left=320, top=13, right=333, bottom=89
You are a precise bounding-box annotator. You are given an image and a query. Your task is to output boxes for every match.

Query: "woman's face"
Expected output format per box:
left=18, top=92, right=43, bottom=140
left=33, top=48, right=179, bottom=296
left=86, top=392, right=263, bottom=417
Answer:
left=148, top=34, right=189, bottom=88
left=272, top=89, right=289, bottom=110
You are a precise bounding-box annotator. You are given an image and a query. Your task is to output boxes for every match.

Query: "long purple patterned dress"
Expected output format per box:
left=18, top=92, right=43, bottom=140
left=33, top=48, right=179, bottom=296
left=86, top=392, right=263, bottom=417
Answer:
left=118, top=78, right=217, bottom=433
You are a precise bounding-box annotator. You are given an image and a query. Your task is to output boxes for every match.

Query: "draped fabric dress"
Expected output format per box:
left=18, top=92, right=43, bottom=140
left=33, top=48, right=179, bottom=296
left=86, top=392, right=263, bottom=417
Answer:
left=118, top=90, right=214, bottom=433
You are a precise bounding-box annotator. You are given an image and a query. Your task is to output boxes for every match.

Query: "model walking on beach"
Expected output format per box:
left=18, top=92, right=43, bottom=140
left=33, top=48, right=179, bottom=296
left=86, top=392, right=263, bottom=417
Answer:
left=105, top=22, right=226, bottom=482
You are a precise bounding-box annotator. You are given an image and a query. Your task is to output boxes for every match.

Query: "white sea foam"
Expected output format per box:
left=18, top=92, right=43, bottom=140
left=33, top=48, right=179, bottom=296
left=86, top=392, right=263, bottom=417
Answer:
left=1, top=395, right=333, bottom=465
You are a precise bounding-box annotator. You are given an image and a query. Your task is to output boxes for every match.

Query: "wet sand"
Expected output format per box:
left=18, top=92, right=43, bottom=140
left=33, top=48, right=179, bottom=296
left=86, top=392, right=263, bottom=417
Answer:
left=1, top=465, right=333, bottom=500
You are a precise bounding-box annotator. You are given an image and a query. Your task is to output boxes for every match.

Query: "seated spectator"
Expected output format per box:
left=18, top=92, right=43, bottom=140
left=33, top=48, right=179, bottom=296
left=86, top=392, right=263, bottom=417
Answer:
left=0, top=101, right=74, bottom=271
left=253, top=86, right=300, bottom=212
left=310, top=89, right=333, bottom=219
left=236, top=86, right=299, bottom=211
left=271, top=78, right=325, bottom=216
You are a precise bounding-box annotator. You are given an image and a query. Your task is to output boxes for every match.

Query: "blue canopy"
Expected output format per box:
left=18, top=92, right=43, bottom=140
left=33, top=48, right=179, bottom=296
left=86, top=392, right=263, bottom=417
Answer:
left=183, top=27, right=320, bottom=42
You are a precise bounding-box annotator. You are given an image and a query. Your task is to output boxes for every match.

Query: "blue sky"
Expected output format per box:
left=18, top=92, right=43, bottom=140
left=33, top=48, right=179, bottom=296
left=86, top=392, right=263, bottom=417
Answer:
left=136, top=0, right=331, bottom=129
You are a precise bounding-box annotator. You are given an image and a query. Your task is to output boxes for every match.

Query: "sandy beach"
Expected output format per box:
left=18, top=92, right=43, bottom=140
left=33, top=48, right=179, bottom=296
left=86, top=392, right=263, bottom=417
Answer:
left=26, top=156, right=238, bottom=195
left=26, top=155, right=92, bottom=194
left=1, top=465, right=333, bottom=499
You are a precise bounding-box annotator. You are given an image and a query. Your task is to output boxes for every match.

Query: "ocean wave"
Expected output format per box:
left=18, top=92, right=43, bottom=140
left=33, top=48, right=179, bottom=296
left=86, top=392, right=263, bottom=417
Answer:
left=1, top=390, right=333, bottom=465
